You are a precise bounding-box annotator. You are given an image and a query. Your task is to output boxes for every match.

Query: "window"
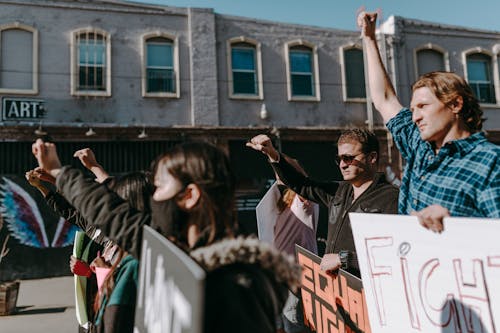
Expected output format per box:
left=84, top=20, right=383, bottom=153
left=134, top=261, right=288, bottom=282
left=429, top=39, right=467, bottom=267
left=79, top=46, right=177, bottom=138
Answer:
left=227, top=37, right=262, bottom=99
left=415, top=47, right=446, bottom=77
left=71, top=29, right=111, bottom=96
left=285, top=41, right=320, bottom=101
left=341, top=47, right=366, bottom=100
left=0, top=24, right=38, bottom=94
left=142, top=34, right=179, bottom=98
left=466, top=53, right=496, bottom=104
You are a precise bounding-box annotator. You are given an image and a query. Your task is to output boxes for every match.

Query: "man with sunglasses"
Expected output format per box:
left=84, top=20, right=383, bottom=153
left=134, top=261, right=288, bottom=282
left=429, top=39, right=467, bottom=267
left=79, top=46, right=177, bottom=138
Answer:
left=358, top=11, right=500, bottom=232
left=247, top=129, right=399, bottom=277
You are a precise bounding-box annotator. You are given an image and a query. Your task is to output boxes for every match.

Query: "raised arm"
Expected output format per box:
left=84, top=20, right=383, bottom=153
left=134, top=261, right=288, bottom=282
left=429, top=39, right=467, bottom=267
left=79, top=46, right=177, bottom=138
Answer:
left=358, top=11, right=403, bottom=123
left=74, top=148, right=109, bottom=183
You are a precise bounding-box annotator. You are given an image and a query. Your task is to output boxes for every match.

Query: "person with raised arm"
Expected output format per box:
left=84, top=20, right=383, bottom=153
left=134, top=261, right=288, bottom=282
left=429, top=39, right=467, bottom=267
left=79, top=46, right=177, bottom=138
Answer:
left=358, top=11, right=500, bottom=232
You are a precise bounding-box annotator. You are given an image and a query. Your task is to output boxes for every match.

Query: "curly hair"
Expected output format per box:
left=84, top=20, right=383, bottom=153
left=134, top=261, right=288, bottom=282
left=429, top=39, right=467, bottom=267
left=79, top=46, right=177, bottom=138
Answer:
left=412, top=71, right=483, bottom=132
left=338, top=128, right=379, bottom=156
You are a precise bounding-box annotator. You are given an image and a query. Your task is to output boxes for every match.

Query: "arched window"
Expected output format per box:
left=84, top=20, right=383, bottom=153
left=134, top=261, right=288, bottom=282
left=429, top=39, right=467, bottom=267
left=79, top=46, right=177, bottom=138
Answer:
left=466, top=52, right=496, bottom=104
left=416, top=47, right=446, bottom=77
left=227, top=37, right=262, bottom=99
left=0, top=23, right=38, bottom=94
left=341, top=46, right=366, bottom=100
left=285, top=41, right=320, bottom=101
left=71, top=28, right=111, bottom=96
left=142, top=33, right=179, bottom=98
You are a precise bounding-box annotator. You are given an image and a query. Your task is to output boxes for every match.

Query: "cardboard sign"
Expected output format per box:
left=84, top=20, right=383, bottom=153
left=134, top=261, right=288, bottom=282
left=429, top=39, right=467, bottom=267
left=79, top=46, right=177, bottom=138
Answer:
left=134, top=226, right=206, bottom=333
left=296, top=245, right=371, bottom=333
left=350, top=213, right=500, bottom=333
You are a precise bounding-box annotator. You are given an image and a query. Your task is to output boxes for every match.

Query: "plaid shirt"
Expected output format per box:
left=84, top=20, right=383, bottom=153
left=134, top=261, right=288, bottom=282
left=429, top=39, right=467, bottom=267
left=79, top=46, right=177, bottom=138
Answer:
left=387, top=108, right=500, bottom=217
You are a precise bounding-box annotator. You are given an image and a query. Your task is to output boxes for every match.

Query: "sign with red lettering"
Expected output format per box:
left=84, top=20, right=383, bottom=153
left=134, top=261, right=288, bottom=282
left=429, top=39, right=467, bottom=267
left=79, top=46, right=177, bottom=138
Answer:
left=350, top=213, right=500, bottom=333
left=296, top=245, right=371, bottom=333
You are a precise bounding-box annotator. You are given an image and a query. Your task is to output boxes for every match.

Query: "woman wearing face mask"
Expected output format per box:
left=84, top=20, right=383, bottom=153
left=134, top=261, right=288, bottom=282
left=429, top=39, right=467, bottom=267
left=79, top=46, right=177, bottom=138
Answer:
left=32, top=139, right=301, bottom=333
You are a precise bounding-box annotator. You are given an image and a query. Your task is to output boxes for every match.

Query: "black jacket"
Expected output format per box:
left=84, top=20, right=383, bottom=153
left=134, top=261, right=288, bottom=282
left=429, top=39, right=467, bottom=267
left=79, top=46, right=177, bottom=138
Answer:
left=271, top=154, right=399, bottom=277
left=55, top=166, right=301, bottom=333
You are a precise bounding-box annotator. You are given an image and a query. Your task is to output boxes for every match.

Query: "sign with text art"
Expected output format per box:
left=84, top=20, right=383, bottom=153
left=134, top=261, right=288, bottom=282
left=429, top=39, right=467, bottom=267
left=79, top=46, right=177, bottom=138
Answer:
left=134, top=226, right=206, bottom=333
left=350, top=213, right=500, bottom=333
left=296, top=245, right=371, bottom=333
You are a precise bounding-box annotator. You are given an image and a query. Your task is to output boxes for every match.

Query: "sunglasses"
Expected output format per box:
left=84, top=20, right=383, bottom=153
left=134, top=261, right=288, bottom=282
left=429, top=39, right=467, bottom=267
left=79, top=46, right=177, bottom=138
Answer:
left=335, top=153, right=363, bottom=165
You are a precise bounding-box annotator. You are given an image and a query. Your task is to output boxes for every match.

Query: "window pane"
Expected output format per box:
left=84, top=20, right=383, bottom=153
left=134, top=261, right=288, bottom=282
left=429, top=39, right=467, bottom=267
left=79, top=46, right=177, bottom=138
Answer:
left=79, top=40, right=105, bottom=65
left=467, top=54, right=495, bottom=103
left=417, top=49, right=445, bottom=76
left=77, top=33, right=106, bottom=91
left=232, top=48, right=255, bottom=70
left=291, top=74, right=313, bottom=96
left=467, top=60, right=489, bottom=81
left=0, top=29, right=33, bottom=89
left=344, top=49, right=366, bottom=98
left=147, top=68, right=175, bottom=93
left=79, top=66, right=105, bottom=90
left=233, top=71, right=256, bottom=94
left=290, top=50, right=312, bottom=72
left=147, top=43, right=173, bottom=67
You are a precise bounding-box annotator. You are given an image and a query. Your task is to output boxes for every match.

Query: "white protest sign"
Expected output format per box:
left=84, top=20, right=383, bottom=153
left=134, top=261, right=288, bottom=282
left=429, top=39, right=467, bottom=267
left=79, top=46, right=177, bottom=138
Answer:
left=350, top=213, right=500, bottom=333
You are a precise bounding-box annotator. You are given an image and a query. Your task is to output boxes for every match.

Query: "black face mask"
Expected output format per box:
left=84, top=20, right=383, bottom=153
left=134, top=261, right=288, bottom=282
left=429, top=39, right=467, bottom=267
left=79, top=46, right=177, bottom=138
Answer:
left=149, top=197, right=189, bottom=245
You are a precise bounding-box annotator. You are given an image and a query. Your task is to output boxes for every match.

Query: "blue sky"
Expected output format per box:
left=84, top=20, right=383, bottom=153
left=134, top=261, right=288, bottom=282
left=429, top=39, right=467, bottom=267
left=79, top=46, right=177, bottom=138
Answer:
left=128, top=0, right=500, bottom=32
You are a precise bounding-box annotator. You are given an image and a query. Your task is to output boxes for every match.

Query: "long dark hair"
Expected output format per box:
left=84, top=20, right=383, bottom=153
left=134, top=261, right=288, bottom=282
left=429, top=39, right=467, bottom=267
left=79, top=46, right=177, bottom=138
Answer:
left=154, top=141, right=236, bottom=248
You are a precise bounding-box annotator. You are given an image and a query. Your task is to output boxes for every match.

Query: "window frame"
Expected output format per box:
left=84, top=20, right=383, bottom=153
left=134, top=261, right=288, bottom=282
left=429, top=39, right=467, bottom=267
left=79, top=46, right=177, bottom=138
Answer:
left=413, top=43, right=449, bottom=79
left=463, top=48, right=497, bottom=106
left=0, top=23, right=38, bottom=95
left=285, top=40, right=320, bottom=102
left=70, top=28, right=111, bottom=97
left=340, top=44, right=366, bottom=102
left=141, top=32, right=180, bottom=98
left=227, top=36, right=263, bottom=100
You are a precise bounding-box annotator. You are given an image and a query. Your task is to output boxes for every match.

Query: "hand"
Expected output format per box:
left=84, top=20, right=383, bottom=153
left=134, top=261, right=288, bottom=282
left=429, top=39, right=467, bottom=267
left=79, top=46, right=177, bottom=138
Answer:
left=70, top=255, right=92, bottom=278
left=25, top=170, right=42, bottom=187
left=357, top=11, right=378, bottom=39
left=33, top=167, right=56, bottom=184
left=411, top=204, right=449, bottom=233
left=32, top=139, right=62, bottom=178
left=320, top=253, right=341, bottom=273
left=73, top=148, right=99, bottom=170
left=246, top=134, right=280, bottom=161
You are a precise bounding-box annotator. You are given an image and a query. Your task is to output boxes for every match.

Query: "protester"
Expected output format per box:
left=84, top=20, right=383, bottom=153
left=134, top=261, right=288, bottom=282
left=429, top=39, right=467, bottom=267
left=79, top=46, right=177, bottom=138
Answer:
left=26, top=167, right=153, bottom=333
left=358, top=11, right=500, bottom=232
left=256, top=155, right=318, bottom=333
left=31, top=139, right=300, bottom=333
left=247, top=130, right=398, bottom=278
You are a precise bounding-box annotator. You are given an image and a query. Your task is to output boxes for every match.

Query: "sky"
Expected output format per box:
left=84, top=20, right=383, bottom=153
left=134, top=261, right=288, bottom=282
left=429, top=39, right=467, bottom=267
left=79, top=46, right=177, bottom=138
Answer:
left=128, top=0, right=500, bottom=32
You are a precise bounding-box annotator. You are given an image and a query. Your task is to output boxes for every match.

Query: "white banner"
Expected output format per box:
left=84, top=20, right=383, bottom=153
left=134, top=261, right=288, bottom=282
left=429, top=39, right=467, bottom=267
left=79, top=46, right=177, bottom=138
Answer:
left=350, top=213, right=500, bottom=333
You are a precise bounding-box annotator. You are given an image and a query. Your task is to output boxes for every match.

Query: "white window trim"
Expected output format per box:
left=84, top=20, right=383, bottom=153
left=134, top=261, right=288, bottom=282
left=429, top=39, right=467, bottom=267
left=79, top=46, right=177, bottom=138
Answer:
left=141, top=32, right=180, bottom=98
left=413, top=43, right=449, bottom=79
left=339, top=44, right=366, bottom=103
left=491, top=44, right=500, bottom=107
left=285, top=39, right=320, bottom=102
left=0, top=22, right=38, bottom=95
left=70, top=28, right=111, bottom=97
left=227, top=36, right=263, bottom=100
left=462, top=47, right=497, bottom=107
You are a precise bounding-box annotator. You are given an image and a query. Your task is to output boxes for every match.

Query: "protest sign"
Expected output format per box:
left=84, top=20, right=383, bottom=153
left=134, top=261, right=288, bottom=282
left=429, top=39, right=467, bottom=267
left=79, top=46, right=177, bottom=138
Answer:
left=134, top=226, right=205, bottom=333
left=296, top=245, right=371, bottom=333
left=350, top=213, right=500, bottom=333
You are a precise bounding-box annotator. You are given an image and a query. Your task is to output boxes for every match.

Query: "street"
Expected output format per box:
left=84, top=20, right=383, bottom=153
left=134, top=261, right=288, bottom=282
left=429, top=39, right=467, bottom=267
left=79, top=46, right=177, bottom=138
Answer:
left=0, top=276, right=76, bottom=333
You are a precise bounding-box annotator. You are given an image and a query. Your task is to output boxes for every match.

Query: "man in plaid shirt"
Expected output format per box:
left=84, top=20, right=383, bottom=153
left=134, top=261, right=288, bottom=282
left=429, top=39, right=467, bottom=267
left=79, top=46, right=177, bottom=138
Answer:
left=358, top=11, right=500, bottom=232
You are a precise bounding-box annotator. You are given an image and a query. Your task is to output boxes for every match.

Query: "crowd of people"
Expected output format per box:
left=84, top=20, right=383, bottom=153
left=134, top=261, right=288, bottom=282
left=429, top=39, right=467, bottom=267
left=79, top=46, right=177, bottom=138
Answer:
left=22, top=10, right=498, bottom=333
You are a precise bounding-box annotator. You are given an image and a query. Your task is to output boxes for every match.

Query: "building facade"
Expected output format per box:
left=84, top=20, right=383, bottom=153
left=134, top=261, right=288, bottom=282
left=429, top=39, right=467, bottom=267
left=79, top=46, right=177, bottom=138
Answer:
left=0, top=0, right=499, bottom=279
